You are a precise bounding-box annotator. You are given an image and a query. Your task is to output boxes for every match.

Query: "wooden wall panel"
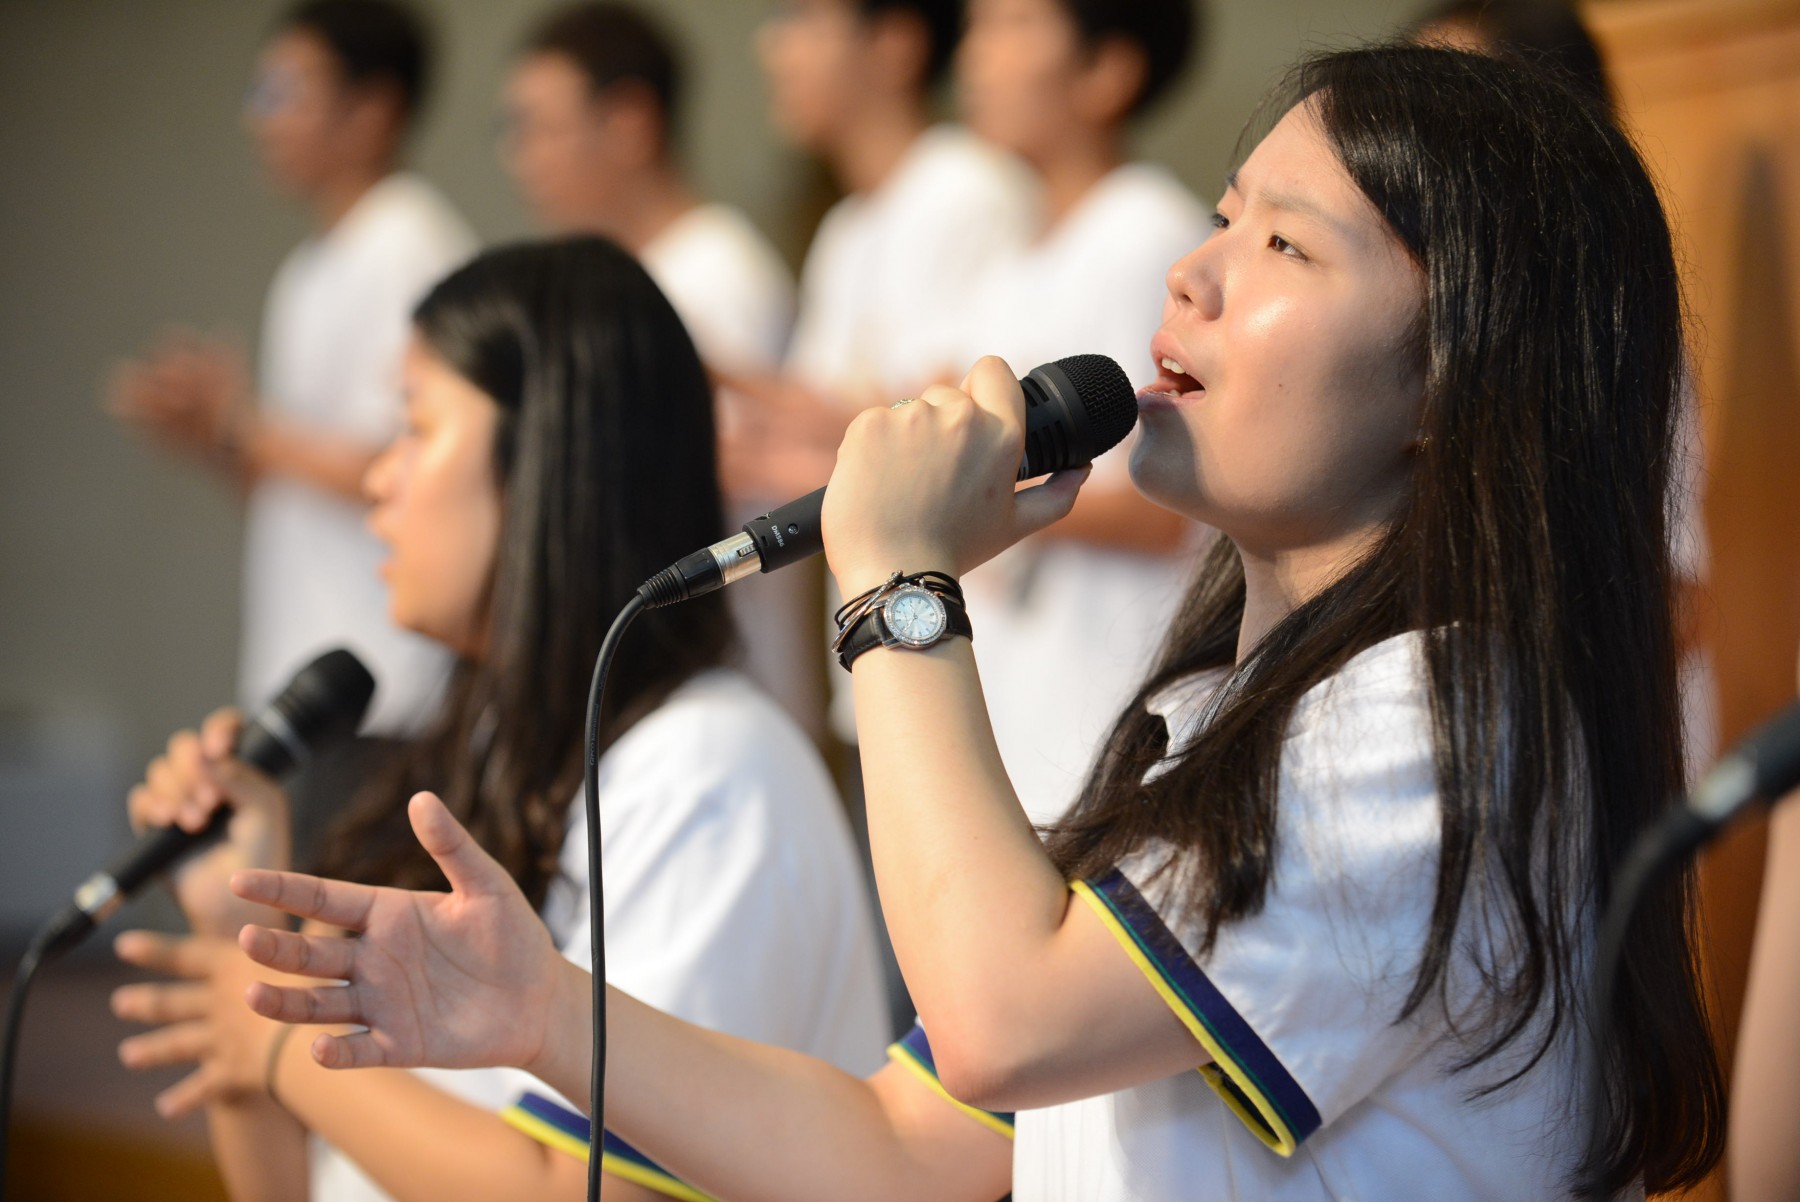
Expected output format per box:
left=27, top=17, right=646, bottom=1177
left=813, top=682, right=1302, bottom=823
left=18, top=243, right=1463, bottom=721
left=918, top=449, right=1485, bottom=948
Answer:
left=1586, top=2, right=1800, bottom=1196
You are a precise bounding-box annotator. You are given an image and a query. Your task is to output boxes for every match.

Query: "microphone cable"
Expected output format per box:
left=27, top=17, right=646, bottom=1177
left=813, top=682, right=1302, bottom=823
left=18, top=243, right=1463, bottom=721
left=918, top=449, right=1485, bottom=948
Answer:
left=0, top=919, right=60, bottom=1200
left=581, top=591, right=645, bottom=1202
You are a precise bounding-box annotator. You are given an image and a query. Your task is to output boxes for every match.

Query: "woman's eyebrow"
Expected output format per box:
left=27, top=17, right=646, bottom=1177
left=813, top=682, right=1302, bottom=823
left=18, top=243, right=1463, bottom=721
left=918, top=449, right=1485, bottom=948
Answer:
left=1223, top=167, right=1359, bottom=243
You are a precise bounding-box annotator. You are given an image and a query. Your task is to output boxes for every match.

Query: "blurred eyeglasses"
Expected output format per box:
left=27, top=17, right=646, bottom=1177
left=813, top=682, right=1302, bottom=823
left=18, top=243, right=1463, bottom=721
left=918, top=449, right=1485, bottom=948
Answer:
left=244, top=67, right=307, bottom=119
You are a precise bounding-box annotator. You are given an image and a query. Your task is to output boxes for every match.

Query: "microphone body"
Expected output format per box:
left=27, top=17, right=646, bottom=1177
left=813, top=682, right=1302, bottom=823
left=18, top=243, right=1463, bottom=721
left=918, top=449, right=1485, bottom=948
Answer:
left=643, top=354, right=1137, bottom=607
left=42, top=648, right=376, bottom=957
left=1687, top=699, right=1800, bottom=832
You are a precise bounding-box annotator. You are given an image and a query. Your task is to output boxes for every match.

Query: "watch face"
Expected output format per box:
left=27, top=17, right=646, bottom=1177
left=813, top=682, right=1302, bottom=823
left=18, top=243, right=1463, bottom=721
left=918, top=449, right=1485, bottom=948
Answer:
left=885, top=587, right=948, bottom=646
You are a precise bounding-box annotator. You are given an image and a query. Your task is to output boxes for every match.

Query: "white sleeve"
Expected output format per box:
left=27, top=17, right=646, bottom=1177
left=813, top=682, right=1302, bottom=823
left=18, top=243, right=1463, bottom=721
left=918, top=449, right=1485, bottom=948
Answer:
left=559, top=729, right=844, bottom=1055
left=1073, top=637, right=1444, bottom=1156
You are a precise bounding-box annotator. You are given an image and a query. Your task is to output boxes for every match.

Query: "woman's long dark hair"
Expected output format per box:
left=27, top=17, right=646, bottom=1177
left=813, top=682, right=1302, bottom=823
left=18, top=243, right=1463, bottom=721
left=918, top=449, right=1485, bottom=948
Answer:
left=317, top=236, right=736, bottom=911
left=1045, top=46, right=1723, bottom=1196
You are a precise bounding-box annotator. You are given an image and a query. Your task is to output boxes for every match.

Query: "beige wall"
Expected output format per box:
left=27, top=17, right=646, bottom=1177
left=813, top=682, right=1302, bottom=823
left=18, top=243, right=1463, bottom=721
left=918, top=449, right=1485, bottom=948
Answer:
left=0, top=0, right=1410, bottom=926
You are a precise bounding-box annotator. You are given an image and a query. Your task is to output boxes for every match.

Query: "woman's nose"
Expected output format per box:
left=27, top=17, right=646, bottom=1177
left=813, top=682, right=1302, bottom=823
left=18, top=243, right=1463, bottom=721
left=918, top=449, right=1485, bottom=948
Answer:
left=1164, top=237, right=1224, bottom=323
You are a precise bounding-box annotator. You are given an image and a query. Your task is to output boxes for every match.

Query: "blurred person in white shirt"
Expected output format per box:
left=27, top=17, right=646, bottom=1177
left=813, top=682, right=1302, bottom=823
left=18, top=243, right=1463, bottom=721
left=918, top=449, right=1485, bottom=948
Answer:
left=950, top=0, right=1211, bottom=825
left=500, top=2, right=824, bottom=732
left=111, top=0, right=476, bottom=757
left=501, top=2, right=795, bottom=379
left=728, top=0, right=1039, bottom=504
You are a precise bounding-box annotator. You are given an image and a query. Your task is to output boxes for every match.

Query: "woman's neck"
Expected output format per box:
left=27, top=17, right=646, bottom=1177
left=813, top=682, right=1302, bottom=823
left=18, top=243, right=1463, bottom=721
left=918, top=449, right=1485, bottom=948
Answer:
left=829, top=101, right=930, bottom=197
left=1027, top=127, right=1122, bottom=232
left=308, top=163, right=389, bottom=233
left=600, top=164, right=699, bottom=256
left=1233, top=524, right=1389, bottom=663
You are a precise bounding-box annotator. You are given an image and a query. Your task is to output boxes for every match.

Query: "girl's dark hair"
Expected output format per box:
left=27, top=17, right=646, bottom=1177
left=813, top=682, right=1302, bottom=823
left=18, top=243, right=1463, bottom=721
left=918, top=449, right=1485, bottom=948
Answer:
left=860, top=0, right=964, bottom=85
left=525, top=3, right=685, bottom=136
left=1412, top=0, right=1612, bottom=113
left=280, top=0, right=431, bottom=120
left=316, top=237, right=736, bottom=911
left=1045, top=45, right=1722, bottom=1197
left=1059, top=0, right=1203, bottom=116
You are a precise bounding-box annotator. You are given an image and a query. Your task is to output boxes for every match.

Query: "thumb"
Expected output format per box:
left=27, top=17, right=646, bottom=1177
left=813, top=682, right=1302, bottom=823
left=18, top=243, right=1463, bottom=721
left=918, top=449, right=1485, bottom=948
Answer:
left=1010, top=464, right=1091, bottom=539
left=408, top=792, right=508, bottom=899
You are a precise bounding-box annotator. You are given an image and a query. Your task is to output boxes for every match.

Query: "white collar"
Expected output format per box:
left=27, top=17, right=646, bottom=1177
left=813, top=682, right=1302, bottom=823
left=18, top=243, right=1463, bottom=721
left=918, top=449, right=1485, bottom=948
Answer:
left=1144, top=667, right=1233, bottom=759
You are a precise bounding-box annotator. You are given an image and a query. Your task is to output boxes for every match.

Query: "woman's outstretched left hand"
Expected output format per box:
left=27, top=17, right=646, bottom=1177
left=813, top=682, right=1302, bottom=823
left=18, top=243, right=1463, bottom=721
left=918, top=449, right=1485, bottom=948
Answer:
left=228, top=791, right=574, bottom=1080
left=821, top=356, right=1090, bottom=597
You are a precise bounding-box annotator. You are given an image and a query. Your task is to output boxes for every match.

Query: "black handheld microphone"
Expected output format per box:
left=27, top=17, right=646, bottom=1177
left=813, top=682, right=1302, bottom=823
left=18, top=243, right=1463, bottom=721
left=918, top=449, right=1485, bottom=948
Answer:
left=39, top=648, right=376, bottom=958
left=641, top=354, right=1138, bottom=607
left=1685, top=699, right=1800, bottom=836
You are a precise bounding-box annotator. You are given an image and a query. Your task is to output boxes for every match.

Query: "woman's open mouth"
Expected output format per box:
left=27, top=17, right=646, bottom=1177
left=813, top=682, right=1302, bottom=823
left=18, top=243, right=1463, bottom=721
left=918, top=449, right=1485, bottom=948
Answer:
left=1142, top=352, right=1205, bottom=406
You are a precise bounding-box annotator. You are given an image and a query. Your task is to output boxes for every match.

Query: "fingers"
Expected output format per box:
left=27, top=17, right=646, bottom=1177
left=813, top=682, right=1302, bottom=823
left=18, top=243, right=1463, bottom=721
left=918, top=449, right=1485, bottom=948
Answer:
left=1010, top=465, right=1092, bottom=538
left=117, top=1019, right=210, bottom=1072
left=199, top=708, right=244, bottom=761
left=105, top=362, right=151, bottom=420
left=112, top=980, right=209, bottom=1027
left=408, top=792, right=508, bottom=899
left=237, top=924, right=356, bottom=981
left=135, top=729, right=226, bottom=834
left=154, top=1068, right=218, bottom=1121
left=230, top=868, right=375, bottom=930
left=242, top=979, right=362, bottom=1027
left=958, top=356, right=1026, bottom=430
left=125, top=786, right=159, bottom=836
left=114, top=930, right=218, bottom=979
left=310, top=1030, right=396, bottom=1072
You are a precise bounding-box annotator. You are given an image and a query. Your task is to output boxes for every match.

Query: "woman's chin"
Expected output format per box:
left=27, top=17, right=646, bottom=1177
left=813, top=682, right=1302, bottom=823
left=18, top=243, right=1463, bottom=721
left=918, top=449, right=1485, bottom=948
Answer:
left=1127, top=426, right=1206, bottom=524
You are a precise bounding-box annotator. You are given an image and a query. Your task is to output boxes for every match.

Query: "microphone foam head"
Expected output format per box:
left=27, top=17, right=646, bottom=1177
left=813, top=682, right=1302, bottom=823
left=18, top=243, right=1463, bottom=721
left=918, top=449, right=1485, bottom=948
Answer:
left=1054, top=354, right=1137, bottom=456
left=276, top=649, right=377, bottom=748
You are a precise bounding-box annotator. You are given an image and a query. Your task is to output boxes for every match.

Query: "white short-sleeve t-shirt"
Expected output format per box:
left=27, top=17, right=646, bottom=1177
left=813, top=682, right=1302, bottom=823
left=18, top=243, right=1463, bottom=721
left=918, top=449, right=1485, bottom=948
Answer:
left=308, top=669, right=889, bottom=1202
left=244, top=172, right=476, bottom=734
left=786, top=124, right=1038, bottom=398
left=639, top=202, right=794, bottom=374
left=955, top=162, right=1212, bottom=825
left=1011, top=633, right=1603, bottom=1201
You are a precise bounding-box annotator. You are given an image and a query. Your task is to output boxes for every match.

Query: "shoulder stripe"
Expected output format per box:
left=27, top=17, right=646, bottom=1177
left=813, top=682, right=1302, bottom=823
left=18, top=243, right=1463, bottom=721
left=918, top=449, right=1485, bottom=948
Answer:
left=886, top=1022, right=1016, bottom=1140
left=1074, top=870, right=1322, bottom=1155
left=502, top=1092, right=719, bottom=1201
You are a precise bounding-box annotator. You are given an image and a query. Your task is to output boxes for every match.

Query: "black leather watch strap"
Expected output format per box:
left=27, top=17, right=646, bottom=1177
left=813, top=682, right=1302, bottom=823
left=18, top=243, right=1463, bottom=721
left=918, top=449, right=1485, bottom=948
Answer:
left=835, top=592, right=973, bottom=671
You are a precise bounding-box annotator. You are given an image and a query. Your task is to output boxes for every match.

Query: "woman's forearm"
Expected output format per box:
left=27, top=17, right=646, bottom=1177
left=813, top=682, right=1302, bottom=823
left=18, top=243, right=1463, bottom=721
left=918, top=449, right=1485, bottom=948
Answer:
left=849, top=642, right=1089, bottom=1074
left=270, top=1030, right=588, bottom=1201
left=591, top=984, right=1009, bottom=1202
left=1732, top=799, right=1800, bottom=1197
left=845, top=637, right=1205, bottom=1110
left=206, top=1094, right=309, bottom=1202
left=242, top=417, right=381, bottom=502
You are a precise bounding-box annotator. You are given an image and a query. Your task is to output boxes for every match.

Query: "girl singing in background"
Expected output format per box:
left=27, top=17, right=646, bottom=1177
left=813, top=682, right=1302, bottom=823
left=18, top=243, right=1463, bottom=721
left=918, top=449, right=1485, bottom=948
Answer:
left=110, top=238, right=885, bottom=1202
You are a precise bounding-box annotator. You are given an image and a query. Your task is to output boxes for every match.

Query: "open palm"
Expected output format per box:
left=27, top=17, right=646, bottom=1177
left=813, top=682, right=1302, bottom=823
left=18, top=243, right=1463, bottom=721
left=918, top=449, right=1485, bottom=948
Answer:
left=231, top=791, right=566, bottom=1075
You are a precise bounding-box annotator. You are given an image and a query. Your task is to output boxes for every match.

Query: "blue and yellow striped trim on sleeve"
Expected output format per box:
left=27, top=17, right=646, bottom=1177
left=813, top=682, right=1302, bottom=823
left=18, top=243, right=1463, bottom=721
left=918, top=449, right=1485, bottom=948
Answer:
left=886, top=1021, right=1016, bottom=1140
left=501, top=1092, right=719, bottom=1202
left=1073, top=869, right=1323, bottom=1156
